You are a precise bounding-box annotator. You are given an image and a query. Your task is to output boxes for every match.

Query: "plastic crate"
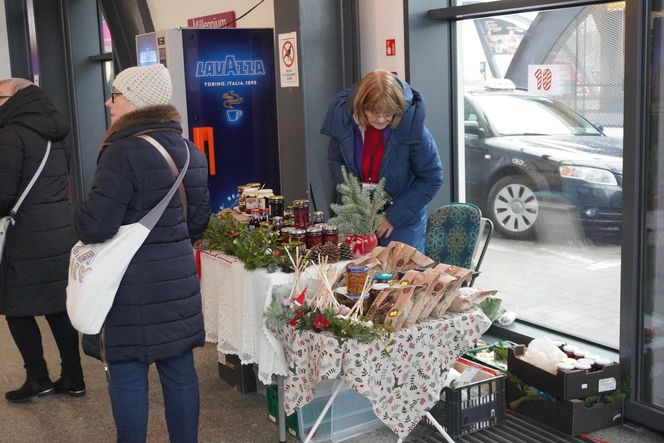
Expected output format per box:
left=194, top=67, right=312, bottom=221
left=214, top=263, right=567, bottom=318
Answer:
left=331, top=386, right=385, bottom=441
left=267, top=380, right=386, bottom=442
left=463, top=340, right=517, bottom=373
left=427, top=357, right=506, bottom=438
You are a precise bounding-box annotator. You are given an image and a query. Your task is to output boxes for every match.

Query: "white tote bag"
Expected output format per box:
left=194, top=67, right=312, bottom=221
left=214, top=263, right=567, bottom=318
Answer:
left=66, top=135, right=190, bottom=334
left=0, top=141, right=51, bottom=263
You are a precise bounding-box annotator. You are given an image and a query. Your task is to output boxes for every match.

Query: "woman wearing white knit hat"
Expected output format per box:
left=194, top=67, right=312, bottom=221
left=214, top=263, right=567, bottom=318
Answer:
left=74, top=63, right=211, bottom=443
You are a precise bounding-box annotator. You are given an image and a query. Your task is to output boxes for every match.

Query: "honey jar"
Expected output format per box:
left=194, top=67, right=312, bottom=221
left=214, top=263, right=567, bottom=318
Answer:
left=346, top=265, right=369, bottom=296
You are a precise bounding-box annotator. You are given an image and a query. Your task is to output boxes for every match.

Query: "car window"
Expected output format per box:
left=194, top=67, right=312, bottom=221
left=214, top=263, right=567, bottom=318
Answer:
left=471, top=94, right=603, bottom=136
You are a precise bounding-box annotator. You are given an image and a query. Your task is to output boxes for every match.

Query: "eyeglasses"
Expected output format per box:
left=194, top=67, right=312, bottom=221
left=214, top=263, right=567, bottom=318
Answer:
left=110, top=92, right=123, bottom=103
left=365, top=110, right=394, bottom=121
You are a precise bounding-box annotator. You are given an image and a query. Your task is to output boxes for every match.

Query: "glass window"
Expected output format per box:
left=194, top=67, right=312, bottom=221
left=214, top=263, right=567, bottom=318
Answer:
left=459, top=3, right=624, bottom=348
left=641, top=1, right=664, bottom=409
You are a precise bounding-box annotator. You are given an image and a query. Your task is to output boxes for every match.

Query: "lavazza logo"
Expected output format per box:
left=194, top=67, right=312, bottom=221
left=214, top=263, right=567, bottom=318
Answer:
left=70, top=245, right=95, bottom=283
left=196, top=55, right=265, bottom=87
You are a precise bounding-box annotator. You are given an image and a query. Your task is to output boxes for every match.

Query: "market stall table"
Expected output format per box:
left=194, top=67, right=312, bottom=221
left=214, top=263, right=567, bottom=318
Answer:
left=200, top=249, right=492, bottom=441
left=273, top=308, right=491, bottom=442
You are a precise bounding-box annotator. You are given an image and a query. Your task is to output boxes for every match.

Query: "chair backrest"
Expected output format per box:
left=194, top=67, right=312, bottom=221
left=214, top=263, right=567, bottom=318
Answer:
left=425, top=202, right=486, bottom=271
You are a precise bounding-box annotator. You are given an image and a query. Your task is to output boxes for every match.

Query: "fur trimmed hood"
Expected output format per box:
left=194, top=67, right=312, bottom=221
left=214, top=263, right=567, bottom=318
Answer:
left=102, top=104, right=182, bottom=148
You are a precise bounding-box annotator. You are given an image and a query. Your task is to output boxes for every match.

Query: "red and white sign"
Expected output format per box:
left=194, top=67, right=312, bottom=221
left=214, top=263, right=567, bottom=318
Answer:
left=278, top=32, right=299, bottom=88
left=187, top=11, right=236, bottom=28
left=386, top=39, right=396, bottom=56
left=528, top=64, right=563, bottom=96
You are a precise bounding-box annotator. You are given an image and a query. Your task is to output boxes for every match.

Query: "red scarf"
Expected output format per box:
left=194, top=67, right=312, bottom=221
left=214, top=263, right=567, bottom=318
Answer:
left=361, top=125, right=385, bottom=183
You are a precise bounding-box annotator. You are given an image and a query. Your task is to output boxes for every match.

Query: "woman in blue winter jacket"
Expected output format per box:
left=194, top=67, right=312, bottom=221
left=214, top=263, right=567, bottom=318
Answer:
left=74, top=64, right=210, bottom=443
left=321, top=69, right=443, bottom=251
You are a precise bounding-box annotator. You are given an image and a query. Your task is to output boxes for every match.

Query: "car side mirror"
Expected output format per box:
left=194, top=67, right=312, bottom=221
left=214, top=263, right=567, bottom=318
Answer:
left=465, top=120, right=485, bottom=137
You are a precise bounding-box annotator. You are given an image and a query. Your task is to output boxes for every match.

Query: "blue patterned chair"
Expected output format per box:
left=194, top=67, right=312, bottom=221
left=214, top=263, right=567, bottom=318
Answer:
left=425, top=202, right=493, bottom=286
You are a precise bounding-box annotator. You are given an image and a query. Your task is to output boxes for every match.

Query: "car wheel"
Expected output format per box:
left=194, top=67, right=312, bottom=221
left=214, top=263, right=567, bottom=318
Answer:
left=487, top=175, right=539, bottom=239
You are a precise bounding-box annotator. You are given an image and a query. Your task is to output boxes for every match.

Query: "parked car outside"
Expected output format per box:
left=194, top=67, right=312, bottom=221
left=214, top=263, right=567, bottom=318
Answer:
left=464, top=87, right=622, bottom=240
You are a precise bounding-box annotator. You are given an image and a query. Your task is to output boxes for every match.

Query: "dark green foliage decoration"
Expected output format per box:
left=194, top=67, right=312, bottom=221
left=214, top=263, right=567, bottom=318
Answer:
left=202, top=212, right=294, bottom=271
left=329, top=166, right=389, bottom=235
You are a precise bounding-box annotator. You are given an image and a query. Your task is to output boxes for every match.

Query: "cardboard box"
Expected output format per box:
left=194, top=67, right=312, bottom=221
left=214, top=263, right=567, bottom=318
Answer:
left=508, top=383, right=623, bottom=435
left=218, top=354, right=257, bottom=393
left=508, top=345, right=620, bottom=400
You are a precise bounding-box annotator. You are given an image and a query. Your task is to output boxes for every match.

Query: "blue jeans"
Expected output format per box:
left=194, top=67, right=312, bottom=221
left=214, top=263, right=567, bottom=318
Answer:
left=107, top=351, right=199, bottom=443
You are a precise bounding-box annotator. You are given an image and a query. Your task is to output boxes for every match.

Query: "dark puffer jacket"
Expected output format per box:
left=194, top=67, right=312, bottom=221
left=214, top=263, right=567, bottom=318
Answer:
left=0, top=85, right=75, bottom=317
left=74, top=105, right=210, bottom=363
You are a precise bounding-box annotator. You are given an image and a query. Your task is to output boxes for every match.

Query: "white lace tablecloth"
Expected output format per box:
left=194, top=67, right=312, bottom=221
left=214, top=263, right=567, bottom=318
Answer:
left=274, top=308, right=492, bottom=439
left=200, top=250, right=294, bottom=383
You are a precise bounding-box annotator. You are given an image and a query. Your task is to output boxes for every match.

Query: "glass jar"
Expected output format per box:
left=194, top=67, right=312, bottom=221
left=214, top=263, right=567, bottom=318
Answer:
left=557, top=362, right=575, bottom=372
left=269, top=195, right=285, bottom=218
left=249, top=209, right=261, bottom=229
left=374, top=272, right=393, bottom=283
left=346, top=265, right=370, bottom=296
left=237, top=185, right=249, bottom=212
left=290, top=228, right=306, bottom=244
left=280, top=226, right=294, bottom=243
left=272, top=216, right=284, bottom=232
left=257, top=189, right=274, bottom=210
left=284, top=205, right=295, bottom=227
left=562, top=345, right=578, bottom=358
left=244, top=189, right=259, bottom=212
left=322, top=224, right=339, bottom=245
left=261, top=208, right=270, bottom=222
left=306, top=225, right=323, bottom=249
left=293, top=200, right=310, bottom=228
left=312, top=211, right=325, bottom=225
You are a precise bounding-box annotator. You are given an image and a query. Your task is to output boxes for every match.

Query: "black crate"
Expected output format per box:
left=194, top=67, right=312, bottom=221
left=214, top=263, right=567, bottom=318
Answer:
left=217, top=354, right=257, bottom=393
left=426, top=358, right=506, bottom=438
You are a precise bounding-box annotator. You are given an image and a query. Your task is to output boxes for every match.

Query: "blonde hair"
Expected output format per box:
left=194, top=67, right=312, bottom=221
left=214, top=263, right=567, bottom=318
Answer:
left=352, top=69, right=407, bottom=128
left=0, top=78, right=34, bottom=96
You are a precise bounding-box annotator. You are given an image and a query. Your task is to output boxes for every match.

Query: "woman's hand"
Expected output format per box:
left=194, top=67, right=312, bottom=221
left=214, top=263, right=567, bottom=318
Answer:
left=376, top=217, right=394, bottom=239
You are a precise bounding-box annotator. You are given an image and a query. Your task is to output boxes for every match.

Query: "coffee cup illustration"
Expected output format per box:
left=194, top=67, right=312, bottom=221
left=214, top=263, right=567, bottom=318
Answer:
left=227, top=109, right=243, bottom=122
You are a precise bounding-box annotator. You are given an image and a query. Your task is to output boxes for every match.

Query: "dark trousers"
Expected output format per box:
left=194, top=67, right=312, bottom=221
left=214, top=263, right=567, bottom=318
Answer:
left=108, top=350, right=200, bottom=443
left=5, top=311, right=82, bottom=380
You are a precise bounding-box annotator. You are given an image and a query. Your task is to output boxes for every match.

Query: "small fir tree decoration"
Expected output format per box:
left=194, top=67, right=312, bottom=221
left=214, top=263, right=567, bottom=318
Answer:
left=328, top=167, right=389, bottom=236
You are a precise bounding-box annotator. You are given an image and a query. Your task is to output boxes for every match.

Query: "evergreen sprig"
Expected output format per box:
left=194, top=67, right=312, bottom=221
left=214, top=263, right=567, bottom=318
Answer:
left=328, top=166, right=389, bottom=235
left=202, top=212, right=290, bottom=271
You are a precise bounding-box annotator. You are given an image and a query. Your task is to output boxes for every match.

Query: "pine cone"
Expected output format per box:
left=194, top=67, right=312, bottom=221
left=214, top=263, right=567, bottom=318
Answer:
left=339, top=242, right=353, bottom=261
left=321, top=242, right=340, bottom=263
left=308, top=245, right=321, bottom=264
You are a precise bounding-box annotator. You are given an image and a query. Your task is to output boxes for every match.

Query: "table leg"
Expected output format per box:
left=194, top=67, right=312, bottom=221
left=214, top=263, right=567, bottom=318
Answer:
left=303, top=379, right=345, bottom=443
left=278, top=376, right=286, bottom=443
left=423, top=411, right=455, bottom=443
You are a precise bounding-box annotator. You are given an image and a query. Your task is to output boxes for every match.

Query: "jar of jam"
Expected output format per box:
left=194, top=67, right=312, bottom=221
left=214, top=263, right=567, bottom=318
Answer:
left=249, top=209, right=261, bottom=228
left=280, top=226, right=294, bottom=243
left=573, top=349, right=589, bottom=359
left=312, top=211, right=325, bottom=225
left=272, top=216, right=284, bottom=232
left=594, top=358, right=612, bottom=370
left=574, top=361, right=592, bottom=372
left=346, top=265, right=369, bottom=296
left=290, top=228, right=306, bottom=244
left=237, top=185, right=249, bottom=211
left=284, top=205, right=295, bottom=227
left=293, top=200, right=310, bottom=228
left=305, top=225, right=323, bottom=249
left=244, top=189, right=259, bottom=212
left=257, top=189, right=273, bottom=210
left=269, top=195, right=285, bottom=218
left=557, top=362, right=575, bottom=372
left=322, top=224, right=339, bottom=245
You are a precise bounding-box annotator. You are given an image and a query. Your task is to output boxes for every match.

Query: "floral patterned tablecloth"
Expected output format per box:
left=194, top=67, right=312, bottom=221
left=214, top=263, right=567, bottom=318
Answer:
left=275, top=308, right=492, bottom=439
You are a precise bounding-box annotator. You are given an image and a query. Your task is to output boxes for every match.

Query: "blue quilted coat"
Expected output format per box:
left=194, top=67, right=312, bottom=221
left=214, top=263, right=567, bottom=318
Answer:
left=321, top=78, right=443, bottom=251
left=74, top=105, right=210, bottom=363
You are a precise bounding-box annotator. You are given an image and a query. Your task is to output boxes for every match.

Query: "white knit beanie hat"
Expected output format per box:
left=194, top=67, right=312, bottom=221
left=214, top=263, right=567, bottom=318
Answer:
left=112, top=64, right=172, bottom=108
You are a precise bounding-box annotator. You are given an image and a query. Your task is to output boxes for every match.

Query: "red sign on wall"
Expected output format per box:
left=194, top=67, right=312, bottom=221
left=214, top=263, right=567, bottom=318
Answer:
left=386, top=39, right=396, bottom=56
left=187, top=11, right=236, bottom=29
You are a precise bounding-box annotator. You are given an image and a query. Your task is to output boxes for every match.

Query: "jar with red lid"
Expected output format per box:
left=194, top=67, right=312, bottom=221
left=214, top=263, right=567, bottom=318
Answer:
left=293, top=200, right=310, bottom=228
left=322, top=224, right=339, bottom=245
left=306, top=226, right=323, bottom=249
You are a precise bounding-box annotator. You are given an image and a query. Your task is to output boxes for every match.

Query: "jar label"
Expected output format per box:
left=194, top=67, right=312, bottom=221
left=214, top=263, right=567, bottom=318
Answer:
left=598, top=377, right=617, bottom=392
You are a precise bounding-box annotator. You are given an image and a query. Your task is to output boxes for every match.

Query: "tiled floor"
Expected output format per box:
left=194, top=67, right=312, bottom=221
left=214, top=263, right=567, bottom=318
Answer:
left=478, top=236, right=621, bottom=348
